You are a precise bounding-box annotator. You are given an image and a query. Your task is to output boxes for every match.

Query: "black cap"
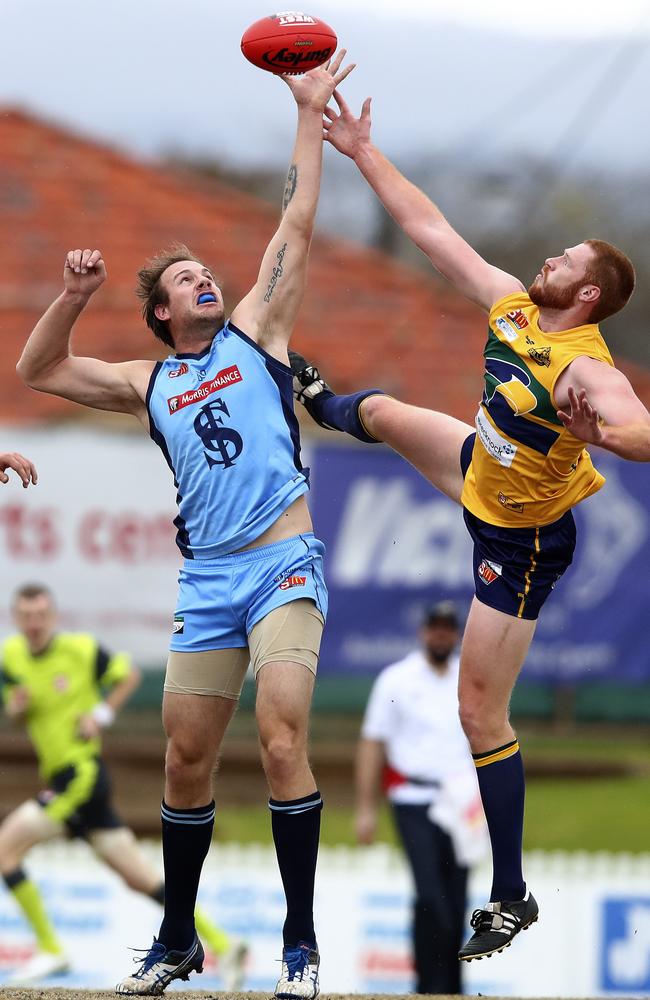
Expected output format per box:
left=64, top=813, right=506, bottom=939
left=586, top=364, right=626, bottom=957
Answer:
left=423, top=600, right=459, bottom=629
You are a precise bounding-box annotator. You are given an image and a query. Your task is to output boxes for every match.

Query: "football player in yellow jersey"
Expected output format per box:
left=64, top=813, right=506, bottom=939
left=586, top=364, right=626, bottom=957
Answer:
left=0, top=584, right=247, bottom=987
left=288, top=91, right=650, bottom=962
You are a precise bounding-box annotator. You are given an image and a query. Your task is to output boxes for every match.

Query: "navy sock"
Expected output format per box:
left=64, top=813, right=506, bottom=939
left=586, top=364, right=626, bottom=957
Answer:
left=157, top=800, right=215, bottom=950
left=312, top=389, right=383, bottom=443
left=474, top=740, right=526, bottom=902
left=270, top=791, right=323, bottom=947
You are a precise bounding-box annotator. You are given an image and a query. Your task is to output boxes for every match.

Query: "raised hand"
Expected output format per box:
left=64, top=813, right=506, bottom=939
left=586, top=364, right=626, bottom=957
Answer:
left=323, top=90, right=372, bottom=159
left=0, top=451, right=38, bottom=488
left=63, top=249, right=107, bottom=299
left=558, top=386, right=604, bottom=445
left=282, top=49, right=355, bottom=111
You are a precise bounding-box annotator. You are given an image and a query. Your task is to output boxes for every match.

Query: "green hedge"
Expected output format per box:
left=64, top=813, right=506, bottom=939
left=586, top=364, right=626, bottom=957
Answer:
left=128, top=670, right=650, bottom=723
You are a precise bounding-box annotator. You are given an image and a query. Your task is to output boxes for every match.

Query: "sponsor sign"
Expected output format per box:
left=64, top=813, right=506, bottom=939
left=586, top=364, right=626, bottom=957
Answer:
left=167, top=362, right=189, bottom=379
left=309, top=442, right=650, bottom=683
left=168, top=365, right=242, bottom=414
left=475, top=406, right=518, bottom=467
left=279, top=575, right=307, bottom=591
left=275, top=12, right=317, bottom=25
left=498, top=492, right=525, bottom=512
left=601, top=898, right=650, bottom=992
left=506, top=308, right=529, bottom=330
left=478, top=559, right=501, bottom=585
left=495, top=317, right=519, bottom=342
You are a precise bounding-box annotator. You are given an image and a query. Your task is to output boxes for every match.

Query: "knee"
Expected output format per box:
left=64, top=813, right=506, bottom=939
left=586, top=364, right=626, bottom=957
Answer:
left=458, top=696, right=482, bottom=746
left=165, top=738, right=213, bottom=790
left=259, top=728, right=305, bottom=783
left=458, top=687, right=506, bottom=749
left=458, top=684, right=491, bottom=748
left=0, top=801, right=58, bottom=870
left=359, top=393, right=394, bottom=436
left=0, top=836, right=20, bottom=873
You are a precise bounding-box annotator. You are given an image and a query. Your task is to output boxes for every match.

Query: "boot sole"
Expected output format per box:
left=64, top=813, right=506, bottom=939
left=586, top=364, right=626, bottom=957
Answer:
left=459, top=913, right=539, bottom=962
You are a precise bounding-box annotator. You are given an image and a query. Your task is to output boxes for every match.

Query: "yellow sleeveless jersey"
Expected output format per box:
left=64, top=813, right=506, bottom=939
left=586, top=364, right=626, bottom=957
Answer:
left=461, top=292, right=614, bottom=527
left=0, top=633, right=129, bottom=779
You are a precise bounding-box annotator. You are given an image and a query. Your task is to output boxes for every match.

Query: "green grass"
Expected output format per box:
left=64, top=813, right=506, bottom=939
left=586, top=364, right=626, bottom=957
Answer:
left=213, top=775, right=650, bottom=853
left=520, top=731, right=650, bottom=768
left=116, top=710, right=650, bottom=852
left=214, top=804, right=399, bottom=848
left=524, top=776, right=650, bottom=852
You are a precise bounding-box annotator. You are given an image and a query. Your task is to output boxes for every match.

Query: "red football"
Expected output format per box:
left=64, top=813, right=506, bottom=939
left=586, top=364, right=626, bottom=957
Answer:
left=241, top=12, right=337, bottom=75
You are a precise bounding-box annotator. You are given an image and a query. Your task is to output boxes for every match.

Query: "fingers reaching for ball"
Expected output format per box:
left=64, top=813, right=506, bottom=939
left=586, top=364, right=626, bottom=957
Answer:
left=280, top=49, right=356, bottom=110
left=322, top=94, right=373, bottom=159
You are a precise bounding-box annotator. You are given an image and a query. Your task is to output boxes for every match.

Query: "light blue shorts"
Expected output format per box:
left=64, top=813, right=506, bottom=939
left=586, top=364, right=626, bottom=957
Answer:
left=170, top=533, right=328, bottom=652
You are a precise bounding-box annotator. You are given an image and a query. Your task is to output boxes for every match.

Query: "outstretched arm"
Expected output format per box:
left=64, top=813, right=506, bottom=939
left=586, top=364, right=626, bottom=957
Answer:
left=324, top=92, right=523, bottom=312
left=231, top=51, right=354, bottom=356
left=556, top=357, right=650, bottom=461
left=17, top=250, right=151, bottom=419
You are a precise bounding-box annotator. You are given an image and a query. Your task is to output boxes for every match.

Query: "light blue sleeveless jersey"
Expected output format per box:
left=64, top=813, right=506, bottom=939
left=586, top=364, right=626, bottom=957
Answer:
left=146, top=321, right=309, bottom=558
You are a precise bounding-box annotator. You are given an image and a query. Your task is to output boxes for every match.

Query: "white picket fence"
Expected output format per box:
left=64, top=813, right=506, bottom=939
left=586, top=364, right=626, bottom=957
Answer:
left=1, top=842, right=650, bottom=996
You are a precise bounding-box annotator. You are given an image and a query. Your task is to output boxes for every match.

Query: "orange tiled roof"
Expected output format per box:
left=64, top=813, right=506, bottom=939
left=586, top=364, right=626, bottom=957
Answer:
left=1, top=107, right=648, bottom=424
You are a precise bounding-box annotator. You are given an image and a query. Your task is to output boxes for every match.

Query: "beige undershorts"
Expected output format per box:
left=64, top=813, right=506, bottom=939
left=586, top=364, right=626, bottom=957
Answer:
left=164, top=598, right=325, bottom=700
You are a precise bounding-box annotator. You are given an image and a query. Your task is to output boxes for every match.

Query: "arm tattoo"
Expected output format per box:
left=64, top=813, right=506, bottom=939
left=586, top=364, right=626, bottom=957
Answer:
left=282, top=165, right=298, bottom=214
left=264, top=243, right=288, bottom=303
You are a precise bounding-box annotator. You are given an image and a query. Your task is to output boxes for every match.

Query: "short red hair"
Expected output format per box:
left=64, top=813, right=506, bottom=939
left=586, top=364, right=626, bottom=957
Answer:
left=584, top=239, right=635, bottom=323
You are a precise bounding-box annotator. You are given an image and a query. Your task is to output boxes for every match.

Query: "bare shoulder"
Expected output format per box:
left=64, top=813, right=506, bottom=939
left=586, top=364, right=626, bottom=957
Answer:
left=561, top=355, right=620, bottom=385
left=555, top=355, right=632, bottom=409
left=487, top=276, right=528, bottom=311
left=120, top=359, right=158, bottom=402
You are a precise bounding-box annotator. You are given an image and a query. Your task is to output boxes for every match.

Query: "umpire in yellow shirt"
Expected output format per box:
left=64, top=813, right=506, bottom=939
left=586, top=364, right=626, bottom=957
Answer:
left=0, top=583, right=245, bottom=987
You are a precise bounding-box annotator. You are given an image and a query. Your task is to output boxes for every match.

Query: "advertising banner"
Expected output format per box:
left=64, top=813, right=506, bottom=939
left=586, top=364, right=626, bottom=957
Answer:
left=310, top=442, right=650, bottom=682
left=0, top=426, right=181, bottom=664
left=1, top=427, right=648, bottom=681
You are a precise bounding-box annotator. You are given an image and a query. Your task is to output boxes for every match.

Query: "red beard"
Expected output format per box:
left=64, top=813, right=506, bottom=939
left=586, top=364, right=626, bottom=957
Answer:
left=528, top=274, right=586, bottom=310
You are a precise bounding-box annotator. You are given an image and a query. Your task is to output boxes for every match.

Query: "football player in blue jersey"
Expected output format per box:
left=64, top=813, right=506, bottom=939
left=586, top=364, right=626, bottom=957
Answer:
left=17, top=52, right=354, bottom=999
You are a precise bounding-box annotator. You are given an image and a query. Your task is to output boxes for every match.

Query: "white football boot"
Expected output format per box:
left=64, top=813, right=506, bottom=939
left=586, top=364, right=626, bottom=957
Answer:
left=115, top=934, right=204, bottom=995
left=274, top=941, right=320, bottom=999
left=8, top=949, right=70, bottom=985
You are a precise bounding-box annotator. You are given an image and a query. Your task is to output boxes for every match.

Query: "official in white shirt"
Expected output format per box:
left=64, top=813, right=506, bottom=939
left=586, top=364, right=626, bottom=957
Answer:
left=356, top=601, right=483, bottom=995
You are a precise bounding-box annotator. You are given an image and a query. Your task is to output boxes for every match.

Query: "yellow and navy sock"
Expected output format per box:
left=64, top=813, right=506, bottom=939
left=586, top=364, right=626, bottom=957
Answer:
left=270, top=790, right=323, bottom=947
left=473, top=739, right=526, bottom=902
left=313, top=390, right=383, bottom=443
left=3, top=867, right=64, bottom=954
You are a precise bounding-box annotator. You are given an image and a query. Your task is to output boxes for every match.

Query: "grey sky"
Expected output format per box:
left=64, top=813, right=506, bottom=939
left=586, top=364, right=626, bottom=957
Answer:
left=1, top=0, right=649, bottom=171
